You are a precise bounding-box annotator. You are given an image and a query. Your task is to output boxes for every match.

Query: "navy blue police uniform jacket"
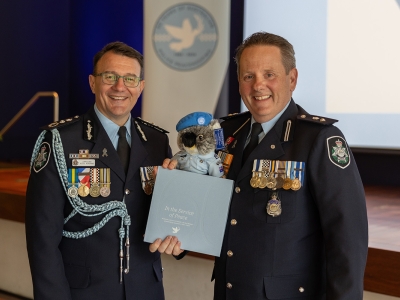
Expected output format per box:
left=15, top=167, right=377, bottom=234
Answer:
left=213, top=99, right=368, bottom=300
left=26, top=106, right=171, bottom=300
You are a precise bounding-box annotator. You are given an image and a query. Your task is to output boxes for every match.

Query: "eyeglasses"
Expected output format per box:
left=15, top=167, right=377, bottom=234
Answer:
left=95, top=72, right=142, bottom=88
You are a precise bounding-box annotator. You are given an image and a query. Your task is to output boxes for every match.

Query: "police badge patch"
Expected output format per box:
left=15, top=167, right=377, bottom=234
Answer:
left=327, top=136, right=350, bottom=169
left=33, top=142, right=51, bottom=173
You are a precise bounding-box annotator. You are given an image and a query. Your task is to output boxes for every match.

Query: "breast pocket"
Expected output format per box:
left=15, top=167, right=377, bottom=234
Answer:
left=253, top=189, right=297, bottom=224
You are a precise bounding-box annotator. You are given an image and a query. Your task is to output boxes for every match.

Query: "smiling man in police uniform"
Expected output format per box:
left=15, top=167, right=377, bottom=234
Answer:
left=26, top=42, right=179, bottom=300
left=210, top=32, right=368, bottom=299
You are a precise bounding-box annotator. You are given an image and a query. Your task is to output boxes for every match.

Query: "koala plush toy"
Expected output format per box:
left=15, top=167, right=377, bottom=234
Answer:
left=172, top=112, right=224, bottom=177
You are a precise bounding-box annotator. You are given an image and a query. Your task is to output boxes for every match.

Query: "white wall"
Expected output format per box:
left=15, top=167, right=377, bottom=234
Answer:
left=243, top=0, right=400, bottom=150
left=0, top=219, right=33, bottom=298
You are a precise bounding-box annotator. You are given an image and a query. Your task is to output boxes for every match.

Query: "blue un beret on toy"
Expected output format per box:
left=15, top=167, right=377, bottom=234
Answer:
left=176, top=112, right=213, bottom=132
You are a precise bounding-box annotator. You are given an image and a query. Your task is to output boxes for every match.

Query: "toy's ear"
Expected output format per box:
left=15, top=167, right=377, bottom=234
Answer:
left=210, top=119, right=221, bottom=129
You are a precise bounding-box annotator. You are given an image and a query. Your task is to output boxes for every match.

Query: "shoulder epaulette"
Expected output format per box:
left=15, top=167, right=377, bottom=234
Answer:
left=297, top=114, right=337, bottom=125
left=134, top=117, right=169, bottom=134
left=41, top=115, right=81, bottom=130
left=219, top=111, right=251, bottom=121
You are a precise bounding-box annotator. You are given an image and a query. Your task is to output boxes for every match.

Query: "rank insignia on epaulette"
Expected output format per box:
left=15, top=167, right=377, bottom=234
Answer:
left=298, top=114, right=337, bottom=125
left=44, top=115, right=80, bottom=129
left=135, top=117, right=169, bottom=134
left=327, top=136, right=351, bottom=169
left=33, top=142, right=51, bottom=173
left=220, top=111, right=251, bottom=121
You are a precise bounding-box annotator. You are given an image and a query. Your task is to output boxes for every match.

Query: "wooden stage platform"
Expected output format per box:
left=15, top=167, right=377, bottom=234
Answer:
left=1, top=162, right=399, bottom=297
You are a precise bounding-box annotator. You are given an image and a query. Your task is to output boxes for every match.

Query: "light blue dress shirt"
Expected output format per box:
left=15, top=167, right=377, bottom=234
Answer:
left=94, top=104, right=132, bottom=149
left=245, top=100, right=291, bottom=147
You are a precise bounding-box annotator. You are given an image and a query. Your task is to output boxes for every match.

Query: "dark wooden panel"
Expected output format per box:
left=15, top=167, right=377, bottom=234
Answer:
left=0, top=166, right=29, bottom=223
left=364, top=248, right=400, bottom=297
left=0, top=193, right=25, bottom=223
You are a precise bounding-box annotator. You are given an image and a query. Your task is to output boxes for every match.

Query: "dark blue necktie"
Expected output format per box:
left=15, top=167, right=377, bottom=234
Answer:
left=117, top=126, right=130, bottom=174
left=242, top=122, right=262, bottom=165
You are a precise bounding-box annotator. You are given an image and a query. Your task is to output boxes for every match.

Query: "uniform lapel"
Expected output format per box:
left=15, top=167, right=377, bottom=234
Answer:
left=225, top=120, right=250, bottom=181
left=83, top=108, right=126, bottom=181
left=125, top=121, right=148, bottom=183
left=235, top=100, right=298, bottom=184
left=236, top=127, right=285, bottom=183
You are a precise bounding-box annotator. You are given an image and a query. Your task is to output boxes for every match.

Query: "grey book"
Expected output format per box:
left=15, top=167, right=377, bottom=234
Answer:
left=144, top=167, right=234, bottom=257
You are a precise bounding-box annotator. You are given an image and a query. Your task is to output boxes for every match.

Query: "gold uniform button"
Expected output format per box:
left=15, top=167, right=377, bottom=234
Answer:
left=301, top=115, right=306, bottom=118
left=299, top=287, right=304, bottom=293
left=320, top=118, right=326, bottom=122
left=125, top=189, right=130, bottom=195
left=271, top=145, right=275, bottom=149
left=227, top=250, right=233, bottom=257
left=312, top=116, right=319, bottom=120
left=230, top=219, right=237, bottom=225
left=235, top=187, right=240, bottom=193
left=226, top=283, right=232, bottom=289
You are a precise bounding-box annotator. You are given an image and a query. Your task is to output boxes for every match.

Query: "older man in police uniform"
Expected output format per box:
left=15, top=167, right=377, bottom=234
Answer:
left=207, top=32, right=368, bottom=299
left=26, top=42, right=180, bottom=300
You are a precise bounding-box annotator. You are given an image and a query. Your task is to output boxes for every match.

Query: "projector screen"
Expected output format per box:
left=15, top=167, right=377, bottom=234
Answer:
left=242, top=0, right=400, bottom=150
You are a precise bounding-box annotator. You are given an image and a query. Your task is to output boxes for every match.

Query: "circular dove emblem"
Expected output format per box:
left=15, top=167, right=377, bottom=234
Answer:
left=153, top=3, right=218, bottom=71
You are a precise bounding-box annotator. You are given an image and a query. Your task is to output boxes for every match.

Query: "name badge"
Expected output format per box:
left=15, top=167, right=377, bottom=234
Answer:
left=72, top=159, right=96, bottom=167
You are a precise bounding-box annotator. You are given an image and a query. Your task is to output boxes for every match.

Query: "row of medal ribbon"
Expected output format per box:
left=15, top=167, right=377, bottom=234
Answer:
left=140, top=166, right=155, bottom=195
left=67, top=168, right=111, bottom=198
left=251, top=160, right=305, bottom=190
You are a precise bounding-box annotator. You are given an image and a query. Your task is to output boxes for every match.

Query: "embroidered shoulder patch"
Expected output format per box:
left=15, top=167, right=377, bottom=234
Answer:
left=33, top=142, right=51, bottom=173
left=327, top=136, right=350, bottom=169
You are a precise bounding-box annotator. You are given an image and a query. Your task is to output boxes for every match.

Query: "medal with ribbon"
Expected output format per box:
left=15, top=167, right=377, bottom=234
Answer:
left=78, top=168, right=90, bottom=197
left=89, top=168, right=101, bottom=197
left=291, top=161, right=305, bottom=191
left=265, top=160, right=277, bottom=189
left=67, top=168, right=78, bottom=198
left=250, top=159, right=262, bottom=188
left=140, top=166, right=155, bottom=195
left=282, top=161, right=294, bottom=190
left=274, top=160, right=286, bottom=189
left=100, top=168, right=111, bottom=197
left=259, top=159, right=270, bottom=189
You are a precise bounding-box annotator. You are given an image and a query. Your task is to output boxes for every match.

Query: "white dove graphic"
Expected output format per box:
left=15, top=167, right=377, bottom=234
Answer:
left=172, top=226, right=180, bottom=233
left=164, top=14, right=204, bottom=52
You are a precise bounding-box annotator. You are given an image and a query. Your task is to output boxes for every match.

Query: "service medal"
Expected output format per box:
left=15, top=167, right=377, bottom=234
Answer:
left=282, top=178, right=293, bottom=190
left=266, top=174, right=277, bottom=189
left=291, top=178, right=301, bottom=191
left=250, top=173, right=260, bottom=188
left=258, top=174, right=268, bottom=189
left=90, top=168, right=101, bottom=197
left=144, top=182, right=153, bottom=195
left=78, top=184, right=89, bottom=197
left=68, top=185, right=78, bottom=198
left=100, top=186, right=110, bottom=197
left=266, top=193, right=282, bottom=217
left=275, top=176, right=284, bottom=189
left=99, top=168, right=111, bottom=197
left=90, top=183, right=100, bottom=197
